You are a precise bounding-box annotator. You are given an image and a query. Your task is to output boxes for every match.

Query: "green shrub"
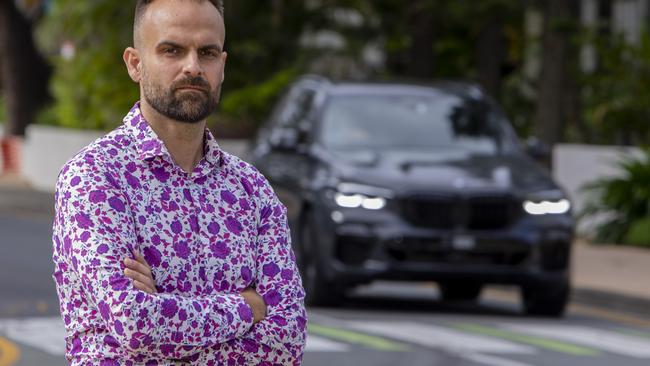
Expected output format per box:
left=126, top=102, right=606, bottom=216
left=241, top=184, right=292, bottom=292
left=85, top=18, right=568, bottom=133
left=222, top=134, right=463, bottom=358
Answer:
left=581, top=150, right=650, bottom=246
left=625, top=217, right=650, bottom=247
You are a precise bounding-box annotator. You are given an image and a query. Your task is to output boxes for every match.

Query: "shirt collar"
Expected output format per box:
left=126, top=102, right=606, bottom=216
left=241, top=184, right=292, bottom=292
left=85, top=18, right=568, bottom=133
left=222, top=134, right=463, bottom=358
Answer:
left=123, top=102, right=222, bottom=168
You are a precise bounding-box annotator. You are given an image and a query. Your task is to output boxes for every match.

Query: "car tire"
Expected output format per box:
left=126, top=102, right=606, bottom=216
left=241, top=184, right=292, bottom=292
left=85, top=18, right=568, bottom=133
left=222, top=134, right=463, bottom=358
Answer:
left=299, top=210, right=344, bottom=307
left=439, top=281, right=483, bottom=302
left=521, top=280, right=570, bottom=317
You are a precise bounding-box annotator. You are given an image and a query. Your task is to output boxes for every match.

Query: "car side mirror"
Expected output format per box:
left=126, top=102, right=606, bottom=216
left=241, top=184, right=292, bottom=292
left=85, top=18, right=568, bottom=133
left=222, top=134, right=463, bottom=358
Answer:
left=525, top=136, right=551, bottom=161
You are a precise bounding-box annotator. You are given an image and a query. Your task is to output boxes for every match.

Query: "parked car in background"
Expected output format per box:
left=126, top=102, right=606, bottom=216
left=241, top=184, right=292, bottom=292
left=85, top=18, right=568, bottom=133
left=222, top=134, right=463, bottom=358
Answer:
left=250, top=75, right=574, bottom=316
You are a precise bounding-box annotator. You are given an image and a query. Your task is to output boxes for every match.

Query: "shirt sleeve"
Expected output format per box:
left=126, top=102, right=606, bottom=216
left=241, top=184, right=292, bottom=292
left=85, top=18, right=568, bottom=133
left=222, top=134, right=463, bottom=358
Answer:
left=219, top=174, right=308, bottom=364
left=53, top=156, right=255, bottom=360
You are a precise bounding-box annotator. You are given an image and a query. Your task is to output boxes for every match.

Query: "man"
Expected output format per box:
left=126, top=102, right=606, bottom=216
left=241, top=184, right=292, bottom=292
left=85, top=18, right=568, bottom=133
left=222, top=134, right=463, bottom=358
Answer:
left=51, top=0, right=307, bottom=364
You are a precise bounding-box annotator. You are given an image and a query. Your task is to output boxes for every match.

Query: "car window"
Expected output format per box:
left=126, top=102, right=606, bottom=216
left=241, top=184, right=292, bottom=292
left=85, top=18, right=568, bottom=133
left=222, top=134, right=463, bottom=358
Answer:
left=319, top=94, right=514, bottom=155
left=279, top=88, right=316, bottom=129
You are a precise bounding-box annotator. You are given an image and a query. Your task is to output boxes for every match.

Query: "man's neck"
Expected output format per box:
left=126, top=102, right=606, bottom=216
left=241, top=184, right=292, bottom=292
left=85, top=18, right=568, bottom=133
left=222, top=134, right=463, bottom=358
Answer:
left=140, top=100, right=206, bottom=174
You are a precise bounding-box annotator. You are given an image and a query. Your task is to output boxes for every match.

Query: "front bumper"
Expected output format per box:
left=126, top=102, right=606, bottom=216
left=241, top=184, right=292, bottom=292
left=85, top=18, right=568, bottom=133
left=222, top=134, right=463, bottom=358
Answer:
left=311, top=204, right=574, bottom=287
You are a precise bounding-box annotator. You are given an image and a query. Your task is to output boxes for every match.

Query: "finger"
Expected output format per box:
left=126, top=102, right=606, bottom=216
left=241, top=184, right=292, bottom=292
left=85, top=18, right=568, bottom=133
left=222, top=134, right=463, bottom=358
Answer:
left=132, top=277, right=156, bottom=294
left=134, top=251, right=152, bottom=267
left=124, top=268, right=155, bottom=289
left=124, top=258, right=152, bottom=277
left=133, top=280, right=156, bottom=294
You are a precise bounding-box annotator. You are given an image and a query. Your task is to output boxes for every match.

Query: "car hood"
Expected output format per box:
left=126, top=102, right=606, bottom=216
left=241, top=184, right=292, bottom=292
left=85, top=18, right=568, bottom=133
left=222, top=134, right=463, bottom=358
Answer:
left=326, top=149, right=555, bottom=195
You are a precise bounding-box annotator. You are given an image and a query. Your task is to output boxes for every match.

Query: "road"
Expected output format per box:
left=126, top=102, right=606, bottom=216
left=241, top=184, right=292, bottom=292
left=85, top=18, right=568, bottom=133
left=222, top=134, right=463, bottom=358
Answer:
left=1, top=213, right=649, bottom=366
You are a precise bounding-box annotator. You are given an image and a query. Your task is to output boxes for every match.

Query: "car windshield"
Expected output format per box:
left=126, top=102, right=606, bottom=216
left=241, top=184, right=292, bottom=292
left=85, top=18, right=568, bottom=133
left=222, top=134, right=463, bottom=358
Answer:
left=319, top=93, right=513, bottom=155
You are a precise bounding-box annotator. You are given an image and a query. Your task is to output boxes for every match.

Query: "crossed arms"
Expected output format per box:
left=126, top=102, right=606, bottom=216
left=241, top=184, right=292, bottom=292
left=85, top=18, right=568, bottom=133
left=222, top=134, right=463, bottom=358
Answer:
left=54, top=159, right=307, bottom=363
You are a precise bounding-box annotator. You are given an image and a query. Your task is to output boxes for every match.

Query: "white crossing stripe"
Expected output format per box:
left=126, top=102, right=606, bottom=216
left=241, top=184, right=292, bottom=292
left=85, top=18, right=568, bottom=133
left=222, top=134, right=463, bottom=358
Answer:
left=463, top=353, right=536, bottom=366
left=347, top=321, right=536, bottom=355
left=305, top=335, right=349, bottom=352
left=503, top=324, right=650, bottom=359
left=0, top=317, right=349, bottom=355
left=0, top=317, right=66, bottom=355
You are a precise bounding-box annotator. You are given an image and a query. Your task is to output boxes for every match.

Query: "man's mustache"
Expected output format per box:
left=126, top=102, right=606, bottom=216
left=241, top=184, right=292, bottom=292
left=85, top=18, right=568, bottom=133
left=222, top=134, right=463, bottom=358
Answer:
left=172, top=77, right=210, bottom=92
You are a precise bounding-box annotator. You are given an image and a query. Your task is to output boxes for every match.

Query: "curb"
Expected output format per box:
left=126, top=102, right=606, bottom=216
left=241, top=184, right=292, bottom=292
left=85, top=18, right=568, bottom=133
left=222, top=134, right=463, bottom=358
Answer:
left=572, top=287, right=650, bottom=319
left=0, top=187, right=54, bottom=218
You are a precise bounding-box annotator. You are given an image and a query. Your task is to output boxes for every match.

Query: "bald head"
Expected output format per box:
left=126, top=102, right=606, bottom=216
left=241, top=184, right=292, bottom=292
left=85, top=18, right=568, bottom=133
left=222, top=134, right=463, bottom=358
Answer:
left=133, top=0, right=224, bottom=48
left=123, top=0, right=228, bottom=124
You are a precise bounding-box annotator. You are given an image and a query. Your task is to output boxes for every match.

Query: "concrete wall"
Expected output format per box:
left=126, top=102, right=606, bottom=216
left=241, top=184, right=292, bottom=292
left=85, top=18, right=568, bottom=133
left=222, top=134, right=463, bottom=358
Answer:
left=21, top=125, right=250, bottom=192
left=553, top=144, right=642, bottom=234
left=23, top=125, right=104, bottom=192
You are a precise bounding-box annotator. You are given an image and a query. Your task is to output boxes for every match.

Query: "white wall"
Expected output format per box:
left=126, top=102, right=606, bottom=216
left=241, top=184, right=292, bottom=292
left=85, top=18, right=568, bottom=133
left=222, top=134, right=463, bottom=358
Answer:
left=23, top=125, right=103, bottom=192
left=22, top=125, right=250, bottom=192
left=553, top=144, right=642, bottom=234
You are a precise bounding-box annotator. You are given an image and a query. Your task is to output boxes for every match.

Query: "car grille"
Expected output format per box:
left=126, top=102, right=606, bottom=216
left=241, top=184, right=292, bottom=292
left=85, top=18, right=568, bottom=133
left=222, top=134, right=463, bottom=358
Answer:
left=401, top=193, right=517, bottom=230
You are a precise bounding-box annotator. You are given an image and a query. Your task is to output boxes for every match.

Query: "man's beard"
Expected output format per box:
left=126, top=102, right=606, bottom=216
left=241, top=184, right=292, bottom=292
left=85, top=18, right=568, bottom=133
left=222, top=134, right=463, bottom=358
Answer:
left=142, top=74, right=220, bottom=124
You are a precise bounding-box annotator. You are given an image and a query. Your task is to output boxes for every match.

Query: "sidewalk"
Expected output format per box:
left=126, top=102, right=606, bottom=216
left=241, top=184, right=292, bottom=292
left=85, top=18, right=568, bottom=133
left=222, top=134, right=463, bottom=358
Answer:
left=1, top=176, right=649, bottom=315
left=572, top=239, right=650, bottom=316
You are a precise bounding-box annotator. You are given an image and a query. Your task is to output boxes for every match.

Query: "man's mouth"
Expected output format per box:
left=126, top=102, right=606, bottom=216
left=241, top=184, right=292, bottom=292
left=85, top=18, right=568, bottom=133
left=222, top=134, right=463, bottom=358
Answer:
left=177, top=86, right=207, bottom=92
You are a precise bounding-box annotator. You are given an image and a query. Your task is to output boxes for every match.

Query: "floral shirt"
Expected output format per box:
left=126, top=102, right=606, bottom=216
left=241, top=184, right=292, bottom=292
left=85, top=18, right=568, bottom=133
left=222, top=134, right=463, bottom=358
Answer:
left=51, top=103, right=307, bottom=365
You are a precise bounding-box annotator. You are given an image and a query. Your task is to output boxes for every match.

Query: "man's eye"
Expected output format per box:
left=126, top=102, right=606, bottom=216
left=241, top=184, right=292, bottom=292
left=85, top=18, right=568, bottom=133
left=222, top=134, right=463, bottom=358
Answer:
left=201, top=50, right=219, bottom=58
left=163, top=48, right=178, bottom=55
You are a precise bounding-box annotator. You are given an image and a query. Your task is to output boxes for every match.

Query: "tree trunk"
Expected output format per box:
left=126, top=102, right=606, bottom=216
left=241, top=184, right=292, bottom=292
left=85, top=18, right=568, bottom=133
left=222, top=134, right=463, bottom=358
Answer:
left=533, top=0, right=579, bottom=148
left=0, top=0, right=51, bottom=137
left=406, top=1, right=435, bottom=79
left=476, top=17, right=506, bottom=99
left=271, top=0, right=283, bottom=31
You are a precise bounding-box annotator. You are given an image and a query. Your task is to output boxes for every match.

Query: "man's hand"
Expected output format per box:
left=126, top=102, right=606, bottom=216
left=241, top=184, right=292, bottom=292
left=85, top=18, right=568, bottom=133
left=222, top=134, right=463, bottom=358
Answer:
left=240, top=288, right=267, bottom=324
left=123, top=251, right=158, bottom=294
left=123, top=252, right=267, bottom=324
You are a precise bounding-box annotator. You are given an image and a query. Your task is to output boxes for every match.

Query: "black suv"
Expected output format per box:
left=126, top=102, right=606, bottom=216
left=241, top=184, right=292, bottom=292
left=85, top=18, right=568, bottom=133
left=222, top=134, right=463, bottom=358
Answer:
left=250, top=76, right=574, bottom=316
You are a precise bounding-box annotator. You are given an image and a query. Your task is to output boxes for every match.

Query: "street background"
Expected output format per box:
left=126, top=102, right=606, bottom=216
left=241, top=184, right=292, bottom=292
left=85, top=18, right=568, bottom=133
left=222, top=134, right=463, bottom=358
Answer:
left=2, top=0, right=650, bottom=365
left=1, top=179, right=650, bottom=366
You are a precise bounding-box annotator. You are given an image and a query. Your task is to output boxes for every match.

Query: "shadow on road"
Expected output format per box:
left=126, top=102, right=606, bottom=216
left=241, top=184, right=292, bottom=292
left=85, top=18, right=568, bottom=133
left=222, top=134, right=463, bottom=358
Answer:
left=311, top=282, right=525, bottom=318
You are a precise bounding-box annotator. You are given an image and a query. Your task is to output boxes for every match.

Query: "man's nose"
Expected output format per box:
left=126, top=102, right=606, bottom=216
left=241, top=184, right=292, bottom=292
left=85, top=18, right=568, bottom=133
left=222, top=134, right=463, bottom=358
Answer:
left=181, top=52, right=203, bottom=76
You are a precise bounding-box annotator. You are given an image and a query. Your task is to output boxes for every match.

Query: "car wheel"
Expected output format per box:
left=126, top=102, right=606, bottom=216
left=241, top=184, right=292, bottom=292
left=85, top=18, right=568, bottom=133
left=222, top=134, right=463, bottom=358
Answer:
left=299, top=210, right=344, bottom=307
left=439, top=281, right=483, bottom=302
left=521, top=280, right=570, bottom=317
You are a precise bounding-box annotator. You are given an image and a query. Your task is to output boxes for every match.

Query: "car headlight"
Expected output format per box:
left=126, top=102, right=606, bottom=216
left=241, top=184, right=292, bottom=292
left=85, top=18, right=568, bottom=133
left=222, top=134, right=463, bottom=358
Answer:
left=332, top=183, right=393, bottom=210
left=523, top=190, right=571, bottom=215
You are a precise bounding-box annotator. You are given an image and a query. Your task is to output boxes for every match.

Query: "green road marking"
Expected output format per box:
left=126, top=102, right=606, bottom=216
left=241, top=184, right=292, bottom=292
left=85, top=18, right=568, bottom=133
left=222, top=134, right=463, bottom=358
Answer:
left=454, top=324, right=600, bottom=357
left=308, top=323, right=410, bottom=352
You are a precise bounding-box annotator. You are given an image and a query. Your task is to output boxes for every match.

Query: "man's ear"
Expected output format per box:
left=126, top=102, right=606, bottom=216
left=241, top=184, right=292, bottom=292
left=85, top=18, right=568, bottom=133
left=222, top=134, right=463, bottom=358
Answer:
left=123, top=47, right=142, bottom=83
left=220, top=51, right=228, bottom=83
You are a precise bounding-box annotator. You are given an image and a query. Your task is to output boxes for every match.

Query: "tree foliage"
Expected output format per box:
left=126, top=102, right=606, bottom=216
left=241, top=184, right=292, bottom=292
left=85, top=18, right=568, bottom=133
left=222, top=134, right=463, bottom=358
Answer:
left=36, top=0, right=312, bottom=132
left=34, top=0, right=650, bottom=147
left=35, top=0, right=530, bottom=133
left=582, top=32, right=650, bottom=145
left=36, top=1, right=137, bottom=130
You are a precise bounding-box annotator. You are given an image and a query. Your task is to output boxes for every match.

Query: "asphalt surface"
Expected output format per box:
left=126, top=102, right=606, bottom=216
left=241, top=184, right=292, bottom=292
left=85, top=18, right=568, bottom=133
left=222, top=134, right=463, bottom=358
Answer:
left=1, top=200, right=650, bottom=366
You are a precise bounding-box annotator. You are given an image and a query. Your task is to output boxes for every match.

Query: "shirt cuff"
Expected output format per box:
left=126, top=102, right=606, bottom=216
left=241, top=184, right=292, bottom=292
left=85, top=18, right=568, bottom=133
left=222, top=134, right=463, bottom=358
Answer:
left=215, top=293, right=255, bottom=340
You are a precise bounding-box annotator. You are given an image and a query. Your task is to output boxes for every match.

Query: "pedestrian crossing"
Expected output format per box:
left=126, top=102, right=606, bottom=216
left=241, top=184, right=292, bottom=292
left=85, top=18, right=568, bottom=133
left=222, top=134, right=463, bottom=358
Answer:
left=1, top=316, right=650, bottom=364
left=503, top=324, right=650, bottom=358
